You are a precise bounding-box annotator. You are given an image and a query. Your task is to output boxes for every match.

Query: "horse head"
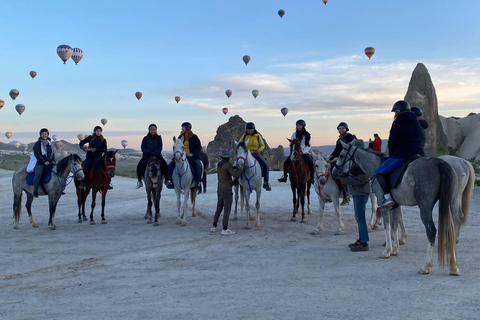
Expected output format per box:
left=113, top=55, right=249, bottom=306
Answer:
left=288, top=138, right=302, bottom=162
left=104, top=150, right=117, bottom=178
left=333, top=141, right=358, bottom=179
left=69, top=153, right=85, bottom=181
left=312, top=152, right=328, bottom=185
left=234, top=139, right=250, bottom=170
left=147, top=156, right=161, bottom=182
left=173, top=136, right=186, bottom=163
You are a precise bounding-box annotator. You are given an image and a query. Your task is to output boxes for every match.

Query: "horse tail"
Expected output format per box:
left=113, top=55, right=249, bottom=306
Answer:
left=240, top=185, right=245, bottom=212
left=437, top=160, right=457, bottom=270
left=190, top=188, right=195, bottom=204
left=14, top=191, right=22, bottom=223
left=376, top=207, right=382, bottom=221
left=460, top=160, right=475, bottom=227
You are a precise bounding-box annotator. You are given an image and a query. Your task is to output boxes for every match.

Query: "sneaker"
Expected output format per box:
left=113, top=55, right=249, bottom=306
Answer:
left=340, top=198, right=350, bottom=206
left=136, top=181, right=143, bottom=189
left=221, top=229, right=235, bottom=235
left=210, top=227, right=219, bottom=233
left=33, top=191, right=39, bottom=198
left=350, top=243, right=369, bottom=252
left=278, top=176, right=288, bottom=183
left=196, top=184, right=202, bottom=192
left=165, top=181, right=174, bottom=189
left=380, top=198, right=395, bottom=207
left=348, top=239, right=361, bottom=248
left=263, top=182, right=272, bottom=191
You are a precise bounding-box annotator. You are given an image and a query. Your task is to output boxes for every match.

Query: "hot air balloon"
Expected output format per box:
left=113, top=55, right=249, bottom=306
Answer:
left=9, top=89, right=19, bottom=100
left=5, top=132, right=12, bottom=139
left=30, top=71, right=37, bottom=79
left=322, top=0, right=328, bottom=5
left=364, top=47, right=375, bottom=59
left=72, top=48, right=84, bottom=65
left=222, top=108, right=228, bottom=115
left=57, top=45, right=73, bottom=64
left=121, top=140, right=128, bottom=149
left=21, top=144, right=28, bottom=152
left=135, top=91, right=142, bottom=100
left=252, top=90, right=259, bottom=99
left=77, top=133, right=84, bottom=141
left=15, top=104, right=25, bottom=116
left=55, top=141, right=63, bottom=150
left=225, top=89, right=232, bottom=98
left=278, top=9, right=285, bottom=18
left=61, top=151, right=68, bottom=157
left=175, top=96, right=181, bottom=103
left=52, top=134, right=58, bottom=141
left=15, top=143, right=20, bottom=148
left=0, top=99, right=4, bottom=109
left=281, top=107, right=289, bottom=117
left=243, top=55, right=251, bottom=65
left=101, top=118, right=108, bottom=125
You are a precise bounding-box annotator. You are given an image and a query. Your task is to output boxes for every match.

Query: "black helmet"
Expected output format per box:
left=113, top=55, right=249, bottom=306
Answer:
left=296, top=119, right=306, bottom=127
left=181, top=122, right=192, bottom=130
left=410, top=107, right=422, bottom=117
left=93, top=125, right=103, bottom=132
left=39, top=128, right=49, bottom=135
left=337, top=122, right=349, bottom=131
left=391, top=100, right=410, bottom=112
left=245, top=122, right=255, bottom=130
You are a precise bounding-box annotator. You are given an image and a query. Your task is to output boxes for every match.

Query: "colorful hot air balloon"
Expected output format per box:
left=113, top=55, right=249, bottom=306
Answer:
left=121, top=140, right=128, bottom=149
left=9, top=89, right=19, bottom=100
left=61, top=151, right=68, bottom=157
left=15, top=143, right=20, bottom=148
left=175, top=96, right=181, bottom=103
left=21, top=144, right=28, bottom=152
left=5, top=132, right=12, bottom=139
left=252, top=90, right=259, bottom=99
left=77, top=133, right=84, bottom=141
left=364, top=47, right=375, bottom=59
left=15, top=104, right=25, bottom=116
left=225, top=89, right=232, bottom=98
left=55, top=141, right=63, bottom=150
left=135, top=92, right=142, bottom=100
left=322, top=0, right=328, bottom=5
left=30, top=71, right=37, bottom=79
left=243, top=55, right=251, bottom=65
left=52, top=134, right=58, bottom=141
left=222, top=107, right=228, bottom=115
left=101, top=118, right=108, bottom=125
left=0, top=99, right=4, bottom=109
left=278, top=9, right=285, bottom=18
left=72, top=48, right=84, bottom=65
left=281, top=107, right=289, bottom=117
left=57, top=45, right=73, bottom=64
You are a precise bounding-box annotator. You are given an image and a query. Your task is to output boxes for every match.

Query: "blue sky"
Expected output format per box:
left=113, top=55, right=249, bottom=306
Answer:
left=1, top=0, right=479, bottom=150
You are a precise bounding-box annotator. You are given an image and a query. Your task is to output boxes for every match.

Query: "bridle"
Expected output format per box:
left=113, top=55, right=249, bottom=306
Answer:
left=173, top=146, right=191, bottom=188
left=235, top=145, right=258, bottom=193
left=54, top=156, right=84, bottom=192
left=333, top=144, right=358, bottom=178
left=288, top=141, right=307, bottom=187
left=314, top=158, right=330, bottom=196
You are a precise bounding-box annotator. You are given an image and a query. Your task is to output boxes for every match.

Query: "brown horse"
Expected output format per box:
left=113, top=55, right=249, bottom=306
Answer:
left=75, top=150, right=117, bottom=224
left=287, top=138, right=312, bottom=223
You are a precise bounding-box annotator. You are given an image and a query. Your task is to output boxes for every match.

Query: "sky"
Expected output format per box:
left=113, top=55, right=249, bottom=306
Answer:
left=1, top=0, right=479, bottom=151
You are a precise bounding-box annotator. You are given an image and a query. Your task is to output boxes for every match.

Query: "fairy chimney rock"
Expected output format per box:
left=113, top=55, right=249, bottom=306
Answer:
left=404, top=63, right=448, bottom=156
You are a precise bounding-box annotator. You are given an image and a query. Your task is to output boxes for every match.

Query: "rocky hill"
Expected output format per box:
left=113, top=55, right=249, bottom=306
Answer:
left=440, top=113, right=480, bottom=160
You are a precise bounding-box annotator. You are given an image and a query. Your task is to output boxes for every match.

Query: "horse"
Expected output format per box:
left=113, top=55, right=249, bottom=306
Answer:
left=75, top=150, right=117, bottom=225
left=287, top=138, right=312, bottom=223
left=233, top=140, right=263, bottom=229
left=171, top=137, right=201, bottom=226
left=334, top=141, right=460, bottom=275
left=143, top=156, right=163, bottom=226
left=12, top=154, right=84, bottom=230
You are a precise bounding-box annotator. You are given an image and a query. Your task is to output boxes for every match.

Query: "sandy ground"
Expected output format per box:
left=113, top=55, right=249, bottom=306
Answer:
left=0, top=168, right=479, bottom=320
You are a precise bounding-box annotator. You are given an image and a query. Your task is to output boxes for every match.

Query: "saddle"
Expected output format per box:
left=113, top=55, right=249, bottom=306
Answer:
left=389, top=154, right=422, bottom=189
left=26, top=167, right=52, bottom=186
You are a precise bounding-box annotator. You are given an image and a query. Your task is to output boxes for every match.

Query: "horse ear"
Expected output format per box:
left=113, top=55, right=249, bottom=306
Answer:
left=245, top=138, right=250, bottom=146
left=114, top=149, right=118, bottom=154
left=340, top=141, right=349, bottom=149
left=172, top=136, right=176, bottom=142
left=234, top=140, right=238, bottom=146
left=180, top=136, right=184, bottom=143
left=286, top=138, right=291, bottom=142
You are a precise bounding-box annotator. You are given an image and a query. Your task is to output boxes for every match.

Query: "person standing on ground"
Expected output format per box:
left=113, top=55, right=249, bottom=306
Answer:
left=373, top=133, right=382, bottom=152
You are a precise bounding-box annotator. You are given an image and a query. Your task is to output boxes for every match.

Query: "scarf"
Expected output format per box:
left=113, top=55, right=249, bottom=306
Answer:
left=295, top=128, right=311, bottom=147
left=40, top=139, right=51, bottom=156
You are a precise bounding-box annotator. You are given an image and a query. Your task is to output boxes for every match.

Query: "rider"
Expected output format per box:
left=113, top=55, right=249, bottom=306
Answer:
left=135, top=124, right=168, bottom=189
left=278, top=119, right=314, bottom=183
left=238, top=122, right=271, bottom=191
left=32, top=128, right=55, bottom=198
left=329, top=122, right=356, bottom=206
left=165, top=122, right=203, bottom=191
left=411, top=107, right=428, bottom=155
left=375, top=100, right=423, bottom=207
left=79, top=126, right=109, bottom=190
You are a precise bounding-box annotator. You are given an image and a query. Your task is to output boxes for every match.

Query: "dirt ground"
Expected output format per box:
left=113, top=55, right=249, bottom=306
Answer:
left=1, top=169, right=479, bottom=320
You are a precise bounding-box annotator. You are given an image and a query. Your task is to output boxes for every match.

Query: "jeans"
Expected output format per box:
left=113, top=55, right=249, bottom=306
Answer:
left=375, top=158, right=405, bottom=194
left=353, top=195, right=369, bottom=243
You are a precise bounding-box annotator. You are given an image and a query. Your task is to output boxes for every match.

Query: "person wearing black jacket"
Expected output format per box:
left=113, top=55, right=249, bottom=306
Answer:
left=79, top=126, right=108, bottom=189
left=198, top=148, right=209, bottom=193
left=165, top=122, right=203, bottom=191
left=375, top=100, right=423, bottom=207
left=32, top=128, right=55, bottom=198
left=411, top=107, right=428, bottom=155
left=135, top=124, right=168, bottom=189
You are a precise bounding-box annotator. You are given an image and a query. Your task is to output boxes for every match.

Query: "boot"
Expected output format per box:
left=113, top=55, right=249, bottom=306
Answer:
left=263, top=181, right=271, bottom=191
left=33, top=190, right=39, bottom=198
left=165, top=180, right=174, bottom=189
left=278, top=175, right=288, bottom=183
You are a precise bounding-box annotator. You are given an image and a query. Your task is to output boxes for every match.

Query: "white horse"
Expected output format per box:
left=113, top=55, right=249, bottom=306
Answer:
left=233, top=140, right=263, bottom=229
left=171, top=137, right=202, bottom=226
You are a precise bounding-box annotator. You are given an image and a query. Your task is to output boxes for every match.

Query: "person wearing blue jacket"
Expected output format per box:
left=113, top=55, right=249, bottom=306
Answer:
left=375, top=100, right=423, bottom=207
left=135, top=124, right=168, bottom=189
left=79, top=126, right=108, bottom=189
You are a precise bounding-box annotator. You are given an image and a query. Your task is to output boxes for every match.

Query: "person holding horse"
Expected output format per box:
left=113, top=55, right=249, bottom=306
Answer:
left=32, top=128, right=55, bottom=198
left=211, top=149, right=245, bottom=235
left=278, top=119, right=314, bottom=184
left=198, top=148, right=209, bottom=193
left=411, top=107, right=428, bottom=155
left=165, top=122, right=203, bottom=191
left=136, top=124, right=168, bottom=189
left=79, top=126, right=109, bottom=190
left=375, top=100, right=423, bottom=207
left=238, top=122, right=271, bottom=191
left=328, top=122, right=356, bottom=206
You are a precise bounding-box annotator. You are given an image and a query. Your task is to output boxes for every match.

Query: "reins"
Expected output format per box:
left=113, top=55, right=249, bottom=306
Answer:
left=236, top=148, right=258, bottom=193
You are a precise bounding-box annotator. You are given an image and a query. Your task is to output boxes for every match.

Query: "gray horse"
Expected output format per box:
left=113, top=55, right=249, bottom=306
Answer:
left=143, top=156, right=164, bottom=226
left=12, top=154, right=84, bottom=230
left=334, top=142, right=459, bottom=275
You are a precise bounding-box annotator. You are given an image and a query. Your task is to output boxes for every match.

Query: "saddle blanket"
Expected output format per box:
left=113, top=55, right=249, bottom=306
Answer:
left=389, top=154, right=421, bottom=189
left=26, top=169, right=52, bottom=186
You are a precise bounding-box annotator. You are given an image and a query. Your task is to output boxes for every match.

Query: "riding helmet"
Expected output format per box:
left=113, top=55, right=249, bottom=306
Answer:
left=93, top=125, right=103, bottom=132
left=181, top=122, right=192, bottom=130
left=39, top=128, right=49, bottom=135
left=337, top=122, right=349, bottom=131
left=296, top=119, right=306, bottom=127
left=410, top=107, right=422, bottom=117
left=391, top=100, right=410, bottom=112
left=245, top=122, right=255, bottom=130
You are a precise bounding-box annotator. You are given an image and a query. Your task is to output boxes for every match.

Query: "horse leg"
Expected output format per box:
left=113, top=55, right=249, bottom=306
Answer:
left=181, top=190, right=189, bottom=226
left=368, top=192, right=379, bottom=230
left=245, top=193, right=251, bottom=229
left=89, top=190, right=97, bottom=225
left=380, top=208, right=392, bottom=258
left=25, top=193, right=38, bottom=228
left=397, top=207, right=407, bottom=245
left=153, top=189, right=160, bottom=226
left=48, top=197, right=59, bottom=230
left=13, top=192, right=22, bottom=229
left=418, top=207, right=436, bottom=275
left=291, top=185, right=297, bottom=222
left=307, top=182, right=312, bottom=215
left=175, top=191, right=182, bottom=224
left=300, top=187, right=307, bottom=223
left=334, top=199, right=344, bottom=235
left=81, top=189, right=89, bottom=221
left=100, top=191, right=107, bottom=224
left=146, top=189, right=153, bottom=223
left=233, top=184, right=239, bottom=221
left=255, top=190, right=261, bottom=228
left=76, top=188, right=83, bottom=223
left=191, top=187, right=197, bottom=217
left=312, top=197, right=325, bottom=235
left=391, top=208, right=400, bottom=256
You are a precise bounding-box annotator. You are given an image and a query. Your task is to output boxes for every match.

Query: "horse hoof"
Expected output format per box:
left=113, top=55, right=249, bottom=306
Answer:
left=255, top=223, right=261, bottom=227
left=192, top=213, right=197, bottom=217
left=143, top=215, right=148, bottom=220
left=249, top=215, right=255, bottom=221
left=147, top=220, right=152, bottom=224
left=90, top=221, right=96, bottom=225
left=300, top=219, right=307, bottom=224
left=181, top=222, right=187, bottom=227
left=101, top=220, right=107, bottom=224
left=154, top=222, right=160, bottom=226
left=290, top=218, right=296, bottom=222
left=450, top=268, right=460, bottom=276
left=32, top=224, right=39, bottom=228
left=245, top=226, right=251, bottom=230
left=13, top=226, right=19, bottom=230
left=380, top=253, right=390, bottom=259
left=311, top=230, right=320, bottom=235
left=78, top=219, right=83, bottom=223
left=334, top=230, right=344, bottom=235
left=418, top=269, right=430, bottom=275
left=391, top=251, right=398, bottom=256
left=399, top=240, right=405, bottom=245
left=175, top=219, right=181, bottom=225
left=50, top=226, right=56, bottom=230
left=83, top=217, right=88, bottom=221
left=232, top=216, right=238, bottom=221
left=380, top=242, right=386, bottom=247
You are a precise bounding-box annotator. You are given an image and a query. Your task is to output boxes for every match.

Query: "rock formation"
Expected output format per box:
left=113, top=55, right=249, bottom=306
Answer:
left=440, top=113, right=480, bottom=160
left=404, top=63, right=448, bottom=156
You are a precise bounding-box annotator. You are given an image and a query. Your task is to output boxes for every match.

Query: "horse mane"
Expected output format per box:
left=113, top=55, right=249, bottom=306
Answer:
left=236, top=141, right=247, bottom=152
left=57, top=154, right=81, bottom=175
left=356, top=146, right=387, bottom=161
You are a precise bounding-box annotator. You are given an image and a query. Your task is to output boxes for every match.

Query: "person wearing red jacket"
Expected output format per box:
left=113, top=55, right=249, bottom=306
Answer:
left=372, top=133, right=382, bottom=152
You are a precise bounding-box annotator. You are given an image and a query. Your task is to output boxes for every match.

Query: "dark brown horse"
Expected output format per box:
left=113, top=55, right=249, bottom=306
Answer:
left=287, top=138, right=312, bottom=223
left=75, top=150, right=117, bottom=224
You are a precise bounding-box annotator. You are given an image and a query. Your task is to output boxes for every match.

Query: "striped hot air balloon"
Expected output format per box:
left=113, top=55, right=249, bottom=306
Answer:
left=278, top=9, right=285, bottom=18
left=29, top=71, right=37, bottom=79
left=9, top=89, right=19, bottom=100
left=15, top=104, right=25, bottom=116
left=252, top=90, right=259, bottom=99
left=0, top=99, right=4, bottom=109
left=72, top=48, right=84, bottom=65
left=364, top=47, right=375, bottom=59
left=5, top=132, right=12, bottom=139
left=101, top=118, right=108, bottom=125
left=243, top=55, right=251, bottom=65
left=57, top=45, right=73, bottom=64
left=222, top=107, right=228, bottom=115
left=225, top=89, right=232, bottom=98
left=77, top=133, right=84, bottom=141
left=135, top=92, right=142, bottom=100
left=175, top=96, right=181, bottom=103
left=322, top=0, right=329, bottom=5
left=281, top=108, right=289, bottom=117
